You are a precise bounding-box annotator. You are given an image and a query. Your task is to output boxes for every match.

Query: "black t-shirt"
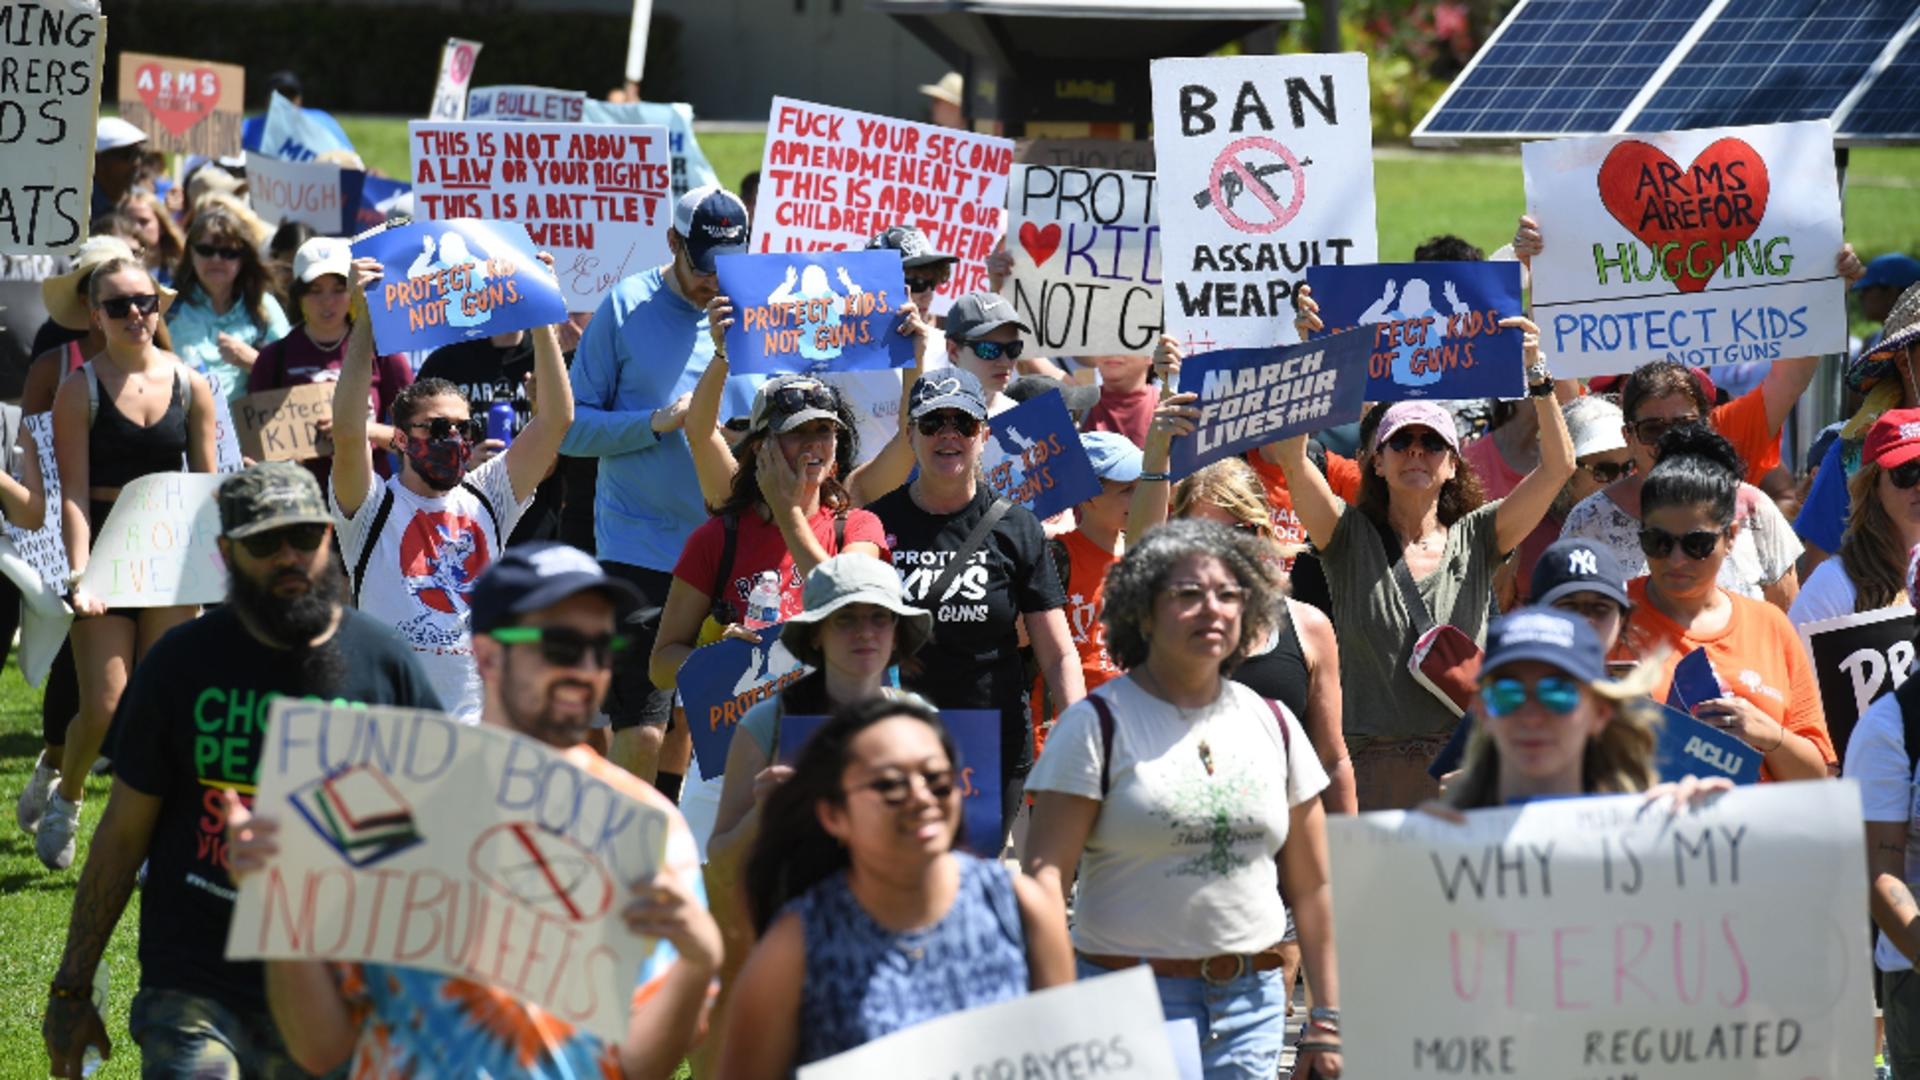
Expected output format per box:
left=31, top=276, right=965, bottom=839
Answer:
left=867, top=485, right=1065, bottom=776
left=30, top=317, right=85, bottom=362
left=418, top=335, right=563, bottom=546
left=107, top=606, right=442, bottom=1007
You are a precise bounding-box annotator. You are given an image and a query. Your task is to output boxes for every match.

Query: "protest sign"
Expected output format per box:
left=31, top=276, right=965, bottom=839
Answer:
left=209, top=390, right=244, bottom=473
left=1151, top=54, right=1376, bottom=354
left=1306, top=261, right=1525, bottom=401
left=1004, top=164, right=1161, bottom=356
left=1017, top=138, right=1156, bottom=172
left=581, top=100, right=719, bottom=201
left=1522, top=119, right=1846, bottom=377
left=226, top=699, right=674, bottom=1046
left=467, top=85, right=586, bottom=124
left=1656, top=703, right=1763, bottom=785
left=352, top=175, right=413, bottom=234
left=714, top=250, right=913, bottom=375
left=354, top=219, right=567, bottom=354
left=1328, top=781, right=1870, bottom=1079
left=799, top=966, right=1179, bottom=1079
left=428, top=38, right=481, bottom=121
left=5, top=413, right=65, bottom=593
left=259, top=90, right=355, bottom=164
left=0, top=0, right=103, bottom=255
left=245, top=152, right=366, bottom=235
left=677, top=632, right=811, bottom=778
left=117, top=51, right=243, bottom=158
left=751, top=96, right=1014, bottom=315
left=1165, top=329, right=1371, bottom=480
left=76, top=472, right=226, bottom=607
left=624, top=0, right=652, bottom=82
left=232, top=384, right=333, bottom=462
left=986, top=390, right=1102, bottom=521
left=410, top=120, right=671, bottom=312
left=1800, top=606, right=1917, bottom=762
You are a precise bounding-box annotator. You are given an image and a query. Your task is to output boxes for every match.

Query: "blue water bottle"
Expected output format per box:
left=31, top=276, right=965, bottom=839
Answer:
left=486, top=401, right=516, bottom=447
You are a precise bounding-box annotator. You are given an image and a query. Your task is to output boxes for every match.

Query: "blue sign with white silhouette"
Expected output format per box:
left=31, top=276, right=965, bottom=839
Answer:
left=985, top=390, right=1101, bottom=521
left=714, top=250, right=916, bottom=375
left=1306, top=261, right=1525, bottom=402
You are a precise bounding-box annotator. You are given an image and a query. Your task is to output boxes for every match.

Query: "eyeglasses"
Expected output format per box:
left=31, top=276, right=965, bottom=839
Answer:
left=98, top=294, right=159, bottom=319
left=1480, top=676, right=1582, bottom=718
left=1385, top=430, right=1450, bottom=454
left=1583, top=458, right=1637, bottom=484
left=236, top=523, right=329, bottom=559
left=193, top=243, right=247, bottom=261
left=966, top=339, right=1024, bottom=362
left=1628, top=414, right=1700, bottom=446
left=916, top=411, right=980, bottom=438
left=1638, top=525, right=1727, bottom=560
left=852, top=768, right=956, bottom=805
left=488, top=626, right=629, bottom=669
left=1163, top=582, right=1247, bottom=610
left=405, top=416, right=486, bottom=443
left=1890, top=461, right=1920, bottom=490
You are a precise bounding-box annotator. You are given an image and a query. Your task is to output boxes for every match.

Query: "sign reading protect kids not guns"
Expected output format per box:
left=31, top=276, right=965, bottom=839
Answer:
left=1004, top=164, right=1161, bottom=356
left=76, top=472, right=226, bottom=607
left=1523, top=119, right=1846, bottom=377
left=0, top=0, right=104, bottom=255
left=353, top=219, right=567, bottom=353
left=678, top=632, right=812, bottom=778
left=226, top=699, right=677, bottom=1046
left=117, top=51, right=244, bottom=158
left=1306, top=261, right=1525, bottom=402
left=714, top=250, right=914, bottom=375
left=1151, top=54, right=1377, bottom=353
left=1327, top=781, right=1871, bottom=1079
left=409, top=120, right=671, bottom=312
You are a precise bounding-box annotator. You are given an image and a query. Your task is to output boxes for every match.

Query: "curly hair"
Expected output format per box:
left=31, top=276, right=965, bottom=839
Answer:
left=1446, top=691, right=1662, bottom=810
left=1840, top=461, right=1910, bottom=611
left=1101, top=519, right=1283, bottom=673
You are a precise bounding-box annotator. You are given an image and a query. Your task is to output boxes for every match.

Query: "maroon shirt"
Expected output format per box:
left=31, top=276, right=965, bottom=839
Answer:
left=249, top=326, right=413, bottom=481
left=1080, top=384, right=1158, bottom=448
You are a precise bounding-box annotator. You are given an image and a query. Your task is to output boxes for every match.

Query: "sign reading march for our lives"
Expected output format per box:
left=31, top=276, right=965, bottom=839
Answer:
left=677, top=632, right=811, bottom=779
left=1, top=0, right=104, bottom=255
left=581, top=100, right=720, bottom=201
left=713, top=250, right=913, bottom=375
left=1327, top=782, right=1871, bottom=1079
left=245, top=153, right=366, bottom=236
left=1523, top=119, right=1846, bottom=378
left=1799, top=606, right=1917, bottom=762
left=225, top=699, right=675, bottom=1047
left=1005, top=164, right=1161, bottom=357
left=986, top=390, right=1101, bottom=521
left=1166, top=329, right=1371, bottom=480
left=1306, top=261, right=1524, bottom=401
left=468, top=85, right=585, bottom=124
left=353, top=219, right=566, bottom=353
left=1151, top=54, right=1377, bottom=354
left=259, top=90, right=355, bottom=164
left=76, top=473, right=226, bottom=607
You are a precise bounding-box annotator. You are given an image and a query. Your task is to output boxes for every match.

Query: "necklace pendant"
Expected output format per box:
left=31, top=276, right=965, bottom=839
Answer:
left=1198, top=739, right=1215, bottom=776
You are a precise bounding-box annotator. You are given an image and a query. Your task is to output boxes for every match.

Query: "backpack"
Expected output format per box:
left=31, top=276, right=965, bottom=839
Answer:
left=348, top=480, right=501, bottom=608
left=707, top=508, right=848, bottom=626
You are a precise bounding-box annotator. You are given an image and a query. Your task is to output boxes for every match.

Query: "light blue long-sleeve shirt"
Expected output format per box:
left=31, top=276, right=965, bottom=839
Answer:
left=561, top=267, right=765, bottom=571
left=166, top=288, right=292, bottom=401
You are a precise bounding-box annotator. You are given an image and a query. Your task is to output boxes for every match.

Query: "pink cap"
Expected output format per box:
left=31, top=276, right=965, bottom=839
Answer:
left=1374, top=401, right=1460, bottom=454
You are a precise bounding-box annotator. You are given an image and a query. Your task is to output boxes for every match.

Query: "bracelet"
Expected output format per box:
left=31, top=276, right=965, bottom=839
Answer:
left=1138, top=471, right=1170, bottom=483
left=1765, top=721, right=1786, bottom=754
left=1309, top=1006, right=1340, bottom=1022
left=1528, top=379, right=1556, bottom=398
left=1307, top=1019, right=1341, bottom=1036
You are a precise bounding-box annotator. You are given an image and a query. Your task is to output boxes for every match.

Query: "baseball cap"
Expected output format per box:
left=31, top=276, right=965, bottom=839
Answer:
left=672, top=186, right=750, bottom=274
left=908, top=367, right=989, bottom=421
left=865, top=225, right=958, bottom=270
left=1562, top=395, right=1627, bottom=459
left=218, top=462, right=333, bottom=539
left=1529, top=538, right=1631, bottom=611
left=1854, top=253, right=1920, bottom=293
left=1483, top=606, right=1606, bottom=685
left=780, top=554, right=932, bottom=668
left=1080, top=431, right=1143, bottom=483
left=1865, top=408, right=1920, bottom=470
left=469, top=542, right=643, bottom=635
left=96, top=117, right=147, bottom=153
left=748, top=375, right=845, bottom=437
left=293, top=236, right=352, bottom=283
left=1373, top=401, right=1460, bottom=453
left=944, top=292, right=1032, bottom=342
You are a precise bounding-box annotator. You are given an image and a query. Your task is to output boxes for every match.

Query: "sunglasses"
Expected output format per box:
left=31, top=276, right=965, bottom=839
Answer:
left=488, top=626, right=629, bottom=669
left=916, top=411, right=981, bottom=438
left=193, top=243, right=247, bottom=260
left=98, top=294, right=160, bottom=319
left=1480, top=676, right=1582, bottom=718
left=1628, top=414, right=1700, bottom=446
left=236, top=522, right=328, bottom=559
left=1583, top=458, right=1637, bottom=484
left=853, top=768, right=957, bottom=805
left=1890, top=461, right=1920, bottom=490
left=405, top=416, right=487, bottom=443
left=1638, top=525, right=1727, bottom=560
left=1385, top=430, right=1450, bottom=454
left=767, top=382, right=836, bottom=417
left=966, top=339, right=1024, bottom=362
left=1229, top=520, right=1265, bottom=535
left=905, top=271, right=949, bottom=293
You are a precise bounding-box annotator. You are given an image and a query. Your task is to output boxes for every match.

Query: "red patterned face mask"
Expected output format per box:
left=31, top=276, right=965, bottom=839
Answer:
left=400, top=431, right=472, bottom=491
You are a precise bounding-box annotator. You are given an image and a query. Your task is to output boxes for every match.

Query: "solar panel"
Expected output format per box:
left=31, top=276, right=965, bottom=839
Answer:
left=1837, top=25, right=1920, bottom=138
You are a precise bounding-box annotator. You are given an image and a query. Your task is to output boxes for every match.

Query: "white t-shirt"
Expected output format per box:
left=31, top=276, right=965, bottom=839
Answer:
left=1788, top=559, right=1914, bottom=632
left=331, top=453, right=530, bottom=723
left=1026, top=675, right=1328, bottom=957
left=1844, top=690, right=1920, bottom=971
left=1560, top=481, right=1802, bottom=600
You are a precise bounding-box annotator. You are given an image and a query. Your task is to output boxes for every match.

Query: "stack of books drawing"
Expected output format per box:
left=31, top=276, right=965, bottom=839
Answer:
left=289, top=764, right=423, bottom=867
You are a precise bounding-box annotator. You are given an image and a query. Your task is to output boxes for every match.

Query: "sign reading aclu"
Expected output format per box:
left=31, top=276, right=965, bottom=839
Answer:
left=1306, top=261, right=1525, bottom=401
left=1799, top=606, right=1917, bottom=761
left=1523, top=119, right=1846, bottom=377
left=714, top=250, right=913, bottom=375
left=76, top=472, right=226, bottom=607
left=0, top=0, right=104, bottom=255
left=117, top=51, right=244, bottom=158
left=1004, top=164, right=1161, bottom=356
left=985, top=390, right=1101, bottom=521
left=354, top=219, right=567, bottom=353
left=467, top=85, right=585, bottom=123
left=1166, top=329, right=1371, bottom=480
left=1151, top=54, right=1377, bottom=353
left=677, top=633, right=811, bottom=778
left=1328, top=782, right=1870, bottom=1078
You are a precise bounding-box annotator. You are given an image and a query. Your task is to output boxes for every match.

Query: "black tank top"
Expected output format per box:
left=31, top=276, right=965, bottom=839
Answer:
left=1231, top=603, right=1311, bottom=722
left=88, top=364, right=188, bottom=489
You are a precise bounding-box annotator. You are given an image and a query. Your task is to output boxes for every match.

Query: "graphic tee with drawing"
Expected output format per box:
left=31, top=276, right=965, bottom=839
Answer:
left=332, top=452, right=530, bottom=722
left=672, top=505, right=887, bottom=624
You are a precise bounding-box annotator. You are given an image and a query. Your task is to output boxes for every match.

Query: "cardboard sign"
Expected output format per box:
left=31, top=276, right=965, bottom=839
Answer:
left=76, top=472, right=226, bottom=607
left=1328, top=781, right=1871, bottom=1079
left=467, top=85, right=586, bottom=124
left=410, top=120, right=672, bottom=312
left=1151, top=54, right=1377, bottom=354
left=226, top=699, right=674, bottom=1046
left=581, top=100, right=719, bottom=201
left=428, top=38, right=481, bottom=121
left=986, top=390, right=1102, bottom=521
left=1522, top=119, right=1847, bottom=377
left=1656, top=703, right=1763, bottom=785
left=245, top=153, right=366, bottom=235
left=259, top=90, right=354, bottom=164
left=1165, top=329, right=1371, bottom=480
left=714, top=250, right=913, bottom=375
left=799, top=966, right=1179, bottom=1078
left=1004, top=164, right=1161, bottom=356
left=1306, top=261, right=1525, bottom=401
left=751, top=96, right=1015, bottom=315
left=677, top=632, right=811, bottom=778
left=5, top=413, right=66, bottom=593
left=624, top=0, right=652, bottom=82
left=1, top=412, right=73, bottom=686
left=232, top=383, right=333, bottom=462
left=1800, top=606, right=1917, bottom=763
left=1017, top=138, right=1157, bottom=172
left=117, top=51, right=243, bottom=158
left=0, top=0, right=103, bottom=254
left=354, top=219, right=567, bottom=353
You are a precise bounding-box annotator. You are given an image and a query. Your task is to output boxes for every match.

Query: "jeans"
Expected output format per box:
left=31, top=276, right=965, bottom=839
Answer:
left=128, top=987, right=309, bottom=1079
left=1076, top=957, right=1289, bottom=1080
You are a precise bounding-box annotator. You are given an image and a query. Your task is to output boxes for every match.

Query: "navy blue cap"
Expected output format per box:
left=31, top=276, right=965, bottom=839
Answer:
left=673, top=186, right=750, bottom=274
left=1529, top=538, right=1631, bottom=611
left=1854, top=253, right=1920, bottom=293
left=909, top=367, right=989, bottom=421
left=1483, top=606, right=1606, bottom=685
left=470, top=543, right=642, bottom=634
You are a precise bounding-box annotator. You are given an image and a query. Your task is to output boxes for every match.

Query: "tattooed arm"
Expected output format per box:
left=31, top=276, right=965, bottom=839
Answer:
left=1869, top=821, right=1920, bottom=962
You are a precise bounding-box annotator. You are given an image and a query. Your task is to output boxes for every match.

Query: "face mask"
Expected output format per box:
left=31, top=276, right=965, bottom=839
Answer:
left=402, top=432, right=471, bottom=491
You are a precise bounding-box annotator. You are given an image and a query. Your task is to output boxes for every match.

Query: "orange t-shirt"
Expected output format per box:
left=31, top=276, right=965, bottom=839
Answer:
left=1245, top=449, right=1361, bottom=557
left=1033, top=528, right=1121, bottom=757
left=1710, top=384, right=1781, bottom=484
left=1614, top=578, right=1835, bottom=780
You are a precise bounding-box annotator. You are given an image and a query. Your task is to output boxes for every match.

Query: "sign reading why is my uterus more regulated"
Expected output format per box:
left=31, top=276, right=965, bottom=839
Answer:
left=226, top=699, right=676, bottom=1047
left=353, top=219, right=567, bottom=353
left=76, top=472, right=226, bottom=607
left=1166, top=328, right=1372, bottom=480
left=713, top=250, right=914, bottom=375
left=428, top=38, right=481, bottom=122
left=1151, top=53, right=1377, bottom=353
left=0, top=0, right=104, bottom=255
left=1306, top=260, right=1525, bottom=401
left=1004, top=164, right=1161, bottom=357
left=1523, top=119, right=1846, bottom=377
left=117, top=51, right=244, bottom=158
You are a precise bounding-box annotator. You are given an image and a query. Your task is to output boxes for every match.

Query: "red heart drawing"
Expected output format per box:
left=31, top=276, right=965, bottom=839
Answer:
left=1596, top=137, right=1770, bottom=294
left=134, top=63, right=223, bottom=138
left=1018, top=222, right=1062, bottom=268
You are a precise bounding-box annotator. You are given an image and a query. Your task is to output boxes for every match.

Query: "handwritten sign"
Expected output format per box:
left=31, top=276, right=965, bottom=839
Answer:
left=208, top=389, right=244, bottom=474
left=1017, top=138, right=1156, bottom=172
left=244, top=153, right=366, bottom=235
left=0, top=0, right=103, bottom=255
left=1327, top=782, right=1871, bottom=1078
left=467, top=85, right=585, bottom=123
left=232, top=384, right=333, bottom=462
left=1151, top=54, right=1377, bottom=353
left=1005, top=164, right=1161, bottom=356
left=799, top=966, right=1179, bottom=1079
left=354, top=219, right=567, bottom=353
left=677, top=632, right=811, bottom=778
left=751, top=96, right=1014, bottom=316
left=582, top=100, right=720, bottom=201
left=76, top=472, right=225, bottom=607
left=117, top=51, right=243, bottom=158
left=1800, top=606, right=1917, bottom=762
left=1166, top=329, right=1371, bottom=480
left=226, top=699, right=674, bottom=1046
left=714, top=250, right=912, bottom=375
left=1, top=411, right=72, bottom=686
left=410, top=120, right=671, bottom=312
left=986, top=390, right=1101, bottom=521
left=5, top=413, right=65, bottom=592
left=428, top=38, right=481, bottom=121
left=1306, top=261, right=1524, bottom=401
left=1656, top=703, right=1763, bottom=785
left=1523, top=119, right=1846, bottom=377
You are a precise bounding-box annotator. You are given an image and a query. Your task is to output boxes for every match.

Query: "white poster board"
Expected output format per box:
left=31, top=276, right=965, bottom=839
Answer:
left=208, top=381, right=246, bottom=472
left=428, top=38, right=481, bottom=122
left=76, top=472, right=226, bottom=607
left=244, top=152, right=356, bottom=233
left=6, top=413, right=67, bottom=594
left=226, top=699, right=674, bottom=1046
left=1151, top=54, right=1377, bottom=354
left=467, top=85, right=586, bottom=124
left=1327, top=782, right=1871, bottom=1079
left=1522, top=119, right=1847, bottom=377
left=0, top=0, right=105, bottom=255
left=0, top=413, right=71, bottom=686
left=1004, top=164, right=1161, bottom=357
left=624, top=0, right=653, bottom=83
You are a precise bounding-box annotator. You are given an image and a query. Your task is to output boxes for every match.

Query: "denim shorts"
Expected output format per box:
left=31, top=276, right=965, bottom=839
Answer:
left=1075, top=957, right=1290, bottom=1080
left=127, top=987, right=310, bottom=1080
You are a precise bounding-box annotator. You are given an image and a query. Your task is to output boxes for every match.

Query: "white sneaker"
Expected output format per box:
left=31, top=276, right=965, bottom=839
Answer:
left=15, top=753, right=59, bottom=834
left=36, top=791, right=80, bottom=870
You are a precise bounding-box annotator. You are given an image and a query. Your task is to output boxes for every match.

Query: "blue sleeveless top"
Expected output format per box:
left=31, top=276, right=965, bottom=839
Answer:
left=792, top=852, right=1030, bottom=1065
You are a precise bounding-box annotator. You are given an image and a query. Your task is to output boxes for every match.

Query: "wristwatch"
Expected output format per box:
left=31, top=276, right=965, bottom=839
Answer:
left=1527, top=360, right=1554, bottom=397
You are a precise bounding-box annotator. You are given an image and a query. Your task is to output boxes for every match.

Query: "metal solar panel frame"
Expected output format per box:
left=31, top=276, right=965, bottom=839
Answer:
left=1832, top=10, right=1920, bottom=144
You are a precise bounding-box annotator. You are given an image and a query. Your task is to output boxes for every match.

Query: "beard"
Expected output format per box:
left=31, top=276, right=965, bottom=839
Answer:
left=501, top=654, right=600, bottom=748
left=228, top=555, right=349, bottom=690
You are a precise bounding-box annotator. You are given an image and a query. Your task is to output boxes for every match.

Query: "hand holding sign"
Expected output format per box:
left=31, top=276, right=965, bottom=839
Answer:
left=1306, top=261, right=1525, bottom=402
left=714, top=251, right=915, bottom=375
left=352, top=220, right=567, bottom=354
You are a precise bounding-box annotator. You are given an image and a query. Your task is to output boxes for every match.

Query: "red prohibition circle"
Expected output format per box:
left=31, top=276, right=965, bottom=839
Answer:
left=1207, top=135, right=1306, bottom=235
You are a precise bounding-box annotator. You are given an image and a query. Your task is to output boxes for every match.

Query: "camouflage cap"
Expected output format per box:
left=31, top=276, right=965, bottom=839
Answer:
left=219, top=461, right=332, bottom=539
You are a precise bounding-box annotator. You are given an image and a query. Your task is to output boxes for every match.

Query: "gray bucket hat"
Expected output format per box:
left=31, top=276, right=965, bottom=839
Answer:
left=779, top=554, right=933, bottom=668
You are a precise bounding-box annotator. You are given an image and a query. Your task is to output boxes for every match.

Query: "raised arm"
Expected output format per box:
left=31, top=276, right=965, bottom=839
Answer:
left=328, top=258, right=382, bottom=520
left=687, top=297, right=740, bottom=509
left=1755, top=247, right=1867, bottom=435
left=1492, top=318, right=1575, bottom=554
left=1122, top=335, right=1199, bottom=548
left=503, top=318, right=572, bottom=504
left=847, top=301, right=937, bottom=507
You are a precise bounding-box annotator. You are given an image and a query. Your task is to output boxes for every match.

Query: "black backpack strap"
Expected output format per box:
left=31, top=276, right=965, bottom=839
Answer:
left=834, top=508, right=847, bottom=552
left=926, top=497, right=1013, bottom=608
left=709, top=512, right=740, bottom=623
left=350, top=486, right=396, bottom=609
left=459, top=479, right=501, bottom=539
left=1897, top=670, right=1920, bottom=780
left=1046, top=536, right=1072, bottom=600
left=1088, top=691, right=1117, bottom=797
